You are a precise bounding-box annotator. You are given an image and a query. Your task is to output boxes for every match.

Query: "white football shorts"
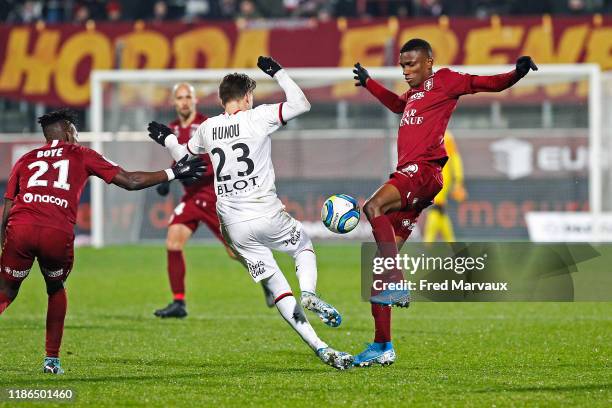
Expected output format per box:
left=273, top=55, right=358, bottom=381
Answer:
left=221, top=210, right=313, bottom=282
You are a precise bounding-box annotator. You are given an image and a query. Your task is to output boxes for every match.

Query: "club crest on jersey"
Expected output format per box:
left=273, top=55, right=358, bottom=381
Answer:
left=401, top=219, right=416, bottom=230
left=400, top=163, right=419, bottom=176
left=424, top=78, right=434, bottom=91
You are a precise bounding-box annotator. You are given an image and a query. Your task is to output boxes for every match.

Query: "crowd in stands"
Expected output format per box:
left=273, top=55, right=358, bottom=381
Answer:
left=1, top=0, right=611, bottom=24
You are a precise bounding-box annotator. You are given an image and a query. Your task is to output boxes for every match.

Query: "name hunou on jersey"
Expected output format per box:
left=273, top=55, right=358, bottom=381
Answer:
left=212, top=124, right=240, bottom=141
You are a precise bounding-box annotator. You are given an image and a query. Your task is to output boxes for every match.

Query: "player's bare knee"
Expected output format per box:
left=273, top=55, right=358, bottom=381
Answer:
left=166, top=237, right=185, bottom=251
left=363, top=199, right=382, bottom=221
left=167, top=225, right=192, bottom=251
left=166, top=231, right=188, bottom=251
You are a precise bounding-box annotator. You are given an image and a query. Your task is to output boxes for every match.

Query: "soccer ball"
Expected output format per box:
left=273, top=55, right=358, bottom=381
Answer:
left=321, top=194, right=360, bottom=234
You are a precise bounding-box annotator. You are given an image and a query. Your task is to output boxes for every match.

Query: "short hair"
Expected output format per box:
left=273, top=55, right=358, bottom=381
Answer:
left=218, top=73, right=256, bottom=105
left=400, top=39, right=433, bottom=57
left=172, top=82, right=195, bottom=97
left=37, top=108, right=77, bottom=137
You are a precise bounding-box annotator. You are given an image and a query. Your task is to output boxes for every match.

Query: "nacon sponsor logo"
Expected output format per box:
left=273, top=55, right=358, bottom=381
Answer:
left=22, top=193, right=68, bottom=208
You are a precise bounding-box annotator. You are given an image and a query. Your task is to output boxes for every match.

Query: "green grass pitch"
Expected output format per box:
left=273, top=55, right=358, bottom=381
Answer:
left=0, top=244, right=610, bottom=407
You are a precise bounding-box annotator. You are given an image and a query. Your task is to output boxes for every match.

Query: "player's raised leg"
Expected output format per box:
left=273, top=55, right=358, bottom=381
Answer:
left=355, top=208, right=419, bottom=367
left=363, top=183, right=409, bottom=307
left=295, top=249, right=343, bottom=326
left=265, top=211, right=342, bottom=327
left=262, top=271, right=352, bottom=370
left=223, top=219, right=352, bottom=370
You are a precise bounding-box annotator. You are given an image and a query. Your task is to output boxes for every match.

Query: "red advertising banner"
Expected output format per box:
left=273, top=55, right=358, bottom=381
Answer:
left=0, top=15, right=611, bottom=107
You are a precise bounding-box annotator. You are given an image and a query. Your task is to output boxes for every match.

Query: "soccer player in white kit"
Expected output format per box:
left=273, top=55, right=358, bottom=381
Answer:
left=147, top=56, right=353, bottom=370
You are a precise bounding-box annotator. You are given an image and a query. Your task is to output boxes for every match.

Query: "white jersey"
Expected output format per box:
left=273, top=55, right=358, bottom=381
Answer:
left=187, top=104, right=285, bottom=225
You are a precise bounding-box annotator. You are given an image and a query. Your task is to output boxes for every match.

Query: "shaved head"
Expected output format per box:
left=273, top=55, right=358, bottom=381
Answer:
left=172, top=82, right=195, bottom=97
left=173, top=82, right=197, bottom=123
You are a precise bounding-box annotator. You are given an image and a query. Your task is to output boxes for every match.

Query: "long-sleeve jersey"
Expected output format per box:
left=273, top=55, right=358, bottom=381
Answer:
left=5, top=141, right=120, bottom=234
left=365, top=67, right=518, bottom=169
left=162, top=69, right=311, bottom=225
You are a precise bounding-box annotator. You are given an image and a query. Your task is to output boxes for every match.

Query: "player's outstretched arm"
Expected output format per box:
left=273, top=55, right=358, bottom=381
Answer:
left=258, top=56, right=311, bottom=121
left=470, top=56, right=538, bottom=93
left=111, top=155, right=205, bottom=191
left=147, top=121, right=193, bottom=162
left=353, top=63, right=406, bottom=114
left=1, top=199, right=13, bottom=248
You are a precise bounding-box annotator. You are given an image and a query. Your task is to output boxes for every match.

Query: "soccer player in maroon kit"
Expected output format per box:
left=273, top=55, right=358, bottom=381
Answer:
left=352, top=39, right=538, bottom=366
left=153, top=82, right=274, bottom=319
left=0, top=109, right=204, bottom=374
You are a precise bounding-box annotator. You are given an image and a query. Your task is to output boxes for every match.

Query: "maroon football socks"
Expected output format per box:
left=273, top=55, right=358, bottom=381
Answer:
left=46, top=288, right=67, bottom=358
left=167, top=250, right=186, bottom=301
left=372, top=303, right=392, bottom=343
left=370, top=214, right=404, bottom=283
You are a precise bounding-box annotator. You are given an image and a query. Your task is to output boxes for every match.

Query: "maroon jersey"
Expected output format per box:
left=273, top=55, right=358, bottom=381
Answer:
left=168, top=112, right=215, bottom=200
left=366, top=68, right=517, bottom=169
left=4, top=140, right=121, bottom=234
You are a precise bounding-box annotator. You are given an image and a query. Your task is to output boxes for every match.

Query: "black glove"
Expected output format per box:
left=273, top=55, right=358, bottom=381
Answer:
left=147, top=121, right=174, bottom=146
left=170, top=155, right=206, bottom=181
left=515, top=56, right=538, bottom=79
left=156, top=181, right=170, bottom=196
left=353, top=62, right=370, bottom=87
left=257, top=56, right=282, bottom=77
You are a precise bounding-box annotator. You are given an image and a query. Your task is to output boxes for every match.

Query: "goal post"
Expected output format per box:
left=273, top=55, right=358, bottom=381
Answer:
left=89, top=64, right=604, bottom=247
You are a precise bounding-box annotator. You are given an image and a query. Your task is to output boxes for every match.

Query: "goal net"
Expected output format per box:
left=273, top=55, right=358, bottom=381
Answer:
left=88, top=64, right=604, bottom=246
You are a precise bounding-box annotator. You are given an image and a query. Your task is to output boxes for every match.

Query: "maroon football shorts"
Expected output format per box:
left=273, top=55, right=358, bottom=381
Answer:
left=386, top=161, right=444, bottom=240
left=169, top=195, right=225, bottom=243
left=386, top=208, right=421, bottom=241
left=1, top=224, right=74, bottom=282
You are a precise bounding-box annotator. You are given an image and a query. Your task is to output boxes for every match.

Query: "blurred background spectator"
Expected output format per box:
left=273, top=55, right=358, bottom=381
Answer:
left=73, top=3, right=90, bottom=23
left=106, top=0, right=122, bottom=20
left=237, top=0, right=262, bottom=19
left=152, top=0, right=168, bottom=21
left=414, top=0, right=445, bottom=17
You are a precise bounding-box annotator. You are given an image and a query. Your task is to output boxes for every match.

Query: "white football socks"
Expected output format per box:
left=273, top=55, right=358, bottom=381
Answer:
left=295, top=248, right=317, bottom=295
left=263, top=272, right=327, bottom=351
left=275, top=296, right=327, bottom=351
